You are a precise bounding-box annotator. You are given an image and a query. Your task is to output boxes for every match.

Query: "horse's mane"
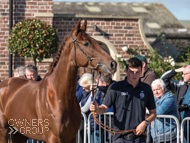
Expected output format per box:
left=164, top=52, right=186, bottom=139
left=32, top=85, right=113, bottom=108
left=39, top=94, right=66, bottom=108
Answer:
left=48, top=32, right=70, bottom=74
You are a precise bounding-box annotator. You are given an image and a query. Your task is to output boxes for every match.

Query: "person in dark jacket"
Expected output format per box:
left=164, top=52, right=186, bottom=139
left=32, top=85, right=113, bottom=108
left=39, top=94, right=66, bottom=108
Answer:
left=94, top=74, right=115, bottom=142
left=25, top=65, right=42, bottom=81
left=90, top=57, right=156, bottom=143
left=162, top=65, right=190, bottom=143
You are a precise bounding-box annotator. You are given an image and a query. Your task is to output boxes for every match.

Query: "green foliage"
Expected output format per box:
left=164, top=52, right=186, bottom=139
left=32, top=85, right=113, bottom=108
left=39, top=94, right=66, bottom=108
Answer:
left=147, top=49, right=180, bottom=80
left=8, top=19, right=59, bottom=66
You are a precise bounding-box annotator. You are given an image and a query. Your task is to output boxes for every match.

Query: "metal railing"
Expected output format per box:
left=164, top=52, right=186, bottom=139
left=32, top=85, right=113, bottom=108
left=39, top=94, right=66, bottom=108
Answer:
left=181, top=117, right=190, bottom=143
left=153, top=115, right=180, bottom=143
left=87, top=112, right=113, bottom=143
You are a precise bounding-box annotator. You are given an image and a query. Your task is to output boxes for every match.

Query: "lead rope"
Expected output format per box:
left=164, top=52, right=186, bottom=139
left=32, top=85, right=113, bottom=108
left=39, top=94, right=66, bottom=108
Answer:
left=91, top=71, right=137, bottom=135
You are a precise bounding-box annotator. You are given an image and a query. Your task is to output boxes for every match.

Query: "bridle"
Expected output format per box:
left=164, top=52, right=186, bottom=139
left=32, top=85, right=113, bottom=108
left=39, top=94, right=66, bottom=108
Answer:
left=70, top=33, right=100, bottom=69
left=71, top=33, right=137, bottom=135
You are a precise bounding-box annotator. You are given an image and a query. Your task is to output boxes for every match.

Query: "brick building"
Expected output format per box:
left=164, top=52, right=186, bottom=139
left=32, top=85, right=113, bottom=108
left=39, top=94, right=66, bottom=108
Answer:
left=0, top=0, right=153, bottom=81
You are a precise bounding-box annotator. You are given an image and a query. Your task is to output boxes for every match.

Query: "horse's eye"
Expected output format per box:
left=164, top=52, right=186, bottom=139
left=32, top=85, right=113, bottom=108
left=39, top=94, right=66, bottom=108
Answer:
left=84, top=42, right=89, bottom=47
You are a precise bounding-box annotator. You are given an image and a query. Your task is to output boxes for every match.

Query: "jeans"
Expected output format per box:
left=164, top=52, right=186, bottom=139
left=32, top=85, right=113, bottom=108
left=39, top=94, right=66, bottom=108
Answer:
left=90, top=129, right=104, bottom=143
left=183, top=132, right=190, bottom=143
left=27, top=139, right=43, bottom=143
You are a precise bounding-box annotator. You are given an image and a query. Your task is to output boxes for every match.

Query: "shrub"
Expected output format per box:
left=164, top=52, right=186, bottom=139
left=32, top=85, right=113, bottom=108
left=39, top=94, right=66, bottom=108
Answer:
left=7, top=19, right=59, bottom=66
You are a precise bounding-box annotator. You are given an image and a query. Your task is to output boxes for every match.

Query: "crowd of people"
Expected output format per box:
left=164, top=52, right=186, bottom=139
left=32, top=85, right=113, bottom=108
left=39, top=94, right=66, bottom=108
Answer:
left=77, top=55, right=190, bottom=143
left=2, top=54, right=190, bottom=143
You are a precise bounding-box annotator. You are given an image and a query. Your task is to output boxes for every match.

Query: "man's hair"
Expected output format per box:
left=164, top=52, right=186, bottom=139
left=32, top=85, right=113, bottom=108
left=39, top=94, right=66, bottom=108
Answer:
left=186, top=65, right=190, bottom=73
left=125, top=57, right=142, bottom=70
left=14, top=66, right=26, bottom=77
left=26, top=65, right=38, bottom=73
left=97, top=74, right=112, bottom=84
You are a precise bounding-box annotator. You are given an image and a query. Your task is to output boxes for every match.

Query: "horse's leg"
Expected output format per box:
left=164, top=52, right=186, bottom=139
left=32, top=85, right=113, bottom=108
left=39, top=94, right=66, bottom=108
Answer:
left=0, top=115, right=9, bottom=143
left=69, top=137, right=76, bottom=143
left=11, top=132, right=28, bottom=143
left=0, top=128, right=9, bottom=143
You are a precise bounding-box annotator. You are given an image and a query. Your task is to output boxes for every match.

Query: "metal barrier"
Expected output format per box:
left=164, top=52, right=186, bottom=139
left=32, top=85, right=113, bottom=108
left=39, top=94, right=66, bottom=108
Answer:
left=86, top=113, right=181, bottom=143
left=76, top=112, right=88, bottom=143
left=87, top=112, right=113, bottom=143
left=181, top=117, right=190, bottom=143
left=152, top=115, right=180, bottom=143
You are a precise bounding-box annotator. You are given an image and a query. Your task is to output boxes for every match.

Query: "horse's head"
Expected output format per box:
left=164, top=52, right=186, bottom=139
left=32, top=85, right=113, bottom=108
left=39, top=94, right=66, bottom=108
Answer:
left=69, top=19, right=117, bottom=75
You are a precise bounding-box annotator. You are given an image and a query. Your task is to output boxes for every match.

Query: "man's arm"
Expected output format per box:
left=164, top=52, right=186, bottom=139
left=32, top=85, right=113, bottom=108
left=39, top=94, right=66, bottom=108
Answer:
left=161, top=69, right=178, bottom=93
left=135, top=109, right=156, bottom=135
left=90, top=101, right=109, bottom=115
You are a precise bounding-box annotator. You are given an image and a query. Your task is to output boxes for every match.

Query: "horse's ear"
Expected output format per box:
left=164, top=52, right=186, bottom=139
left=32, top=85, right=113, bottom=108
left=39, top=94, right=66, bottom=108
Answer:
left=81, top=19, right=87, bottom=31
left=73, top=19, right=81, bottom=36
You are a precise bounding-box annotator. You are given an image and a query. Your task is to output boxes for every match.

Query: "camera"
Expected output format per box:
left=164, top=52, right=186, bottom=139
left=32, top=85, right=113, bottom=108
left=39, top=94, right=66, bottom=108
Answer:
left=178, top=104, right=189, bottom=112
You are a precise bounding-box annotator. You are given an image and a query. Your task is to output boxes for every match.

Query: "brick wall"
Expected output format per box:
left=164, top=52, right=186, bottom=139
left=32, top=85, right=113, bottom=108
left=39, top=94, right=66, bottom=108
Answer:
left=0, top=0, right=151, bottom=81
left=0, top=0, right=53, bottom=80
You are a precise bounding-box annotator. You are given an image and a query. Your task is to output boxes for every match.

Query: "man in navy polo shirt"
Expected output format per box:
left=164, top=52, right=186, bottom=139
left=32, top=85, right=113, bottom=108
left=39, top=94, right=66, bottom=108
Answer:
left=90, top=57, right=156, bottom=143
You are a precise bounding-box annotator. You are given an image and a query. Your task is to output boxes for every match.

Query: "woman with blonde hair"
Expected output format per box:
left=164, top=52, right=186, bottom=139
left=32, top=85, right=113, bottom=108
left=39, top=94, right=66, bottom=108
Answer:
left=78, top=73, right=103, bottom=143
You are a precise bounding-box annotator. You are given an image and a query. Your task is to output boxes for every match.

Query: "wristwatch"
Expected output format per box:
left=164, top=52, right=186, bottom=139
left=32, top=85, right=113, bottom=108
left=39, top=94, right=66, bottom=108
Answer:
left=145, top=120, right=150, bottom=126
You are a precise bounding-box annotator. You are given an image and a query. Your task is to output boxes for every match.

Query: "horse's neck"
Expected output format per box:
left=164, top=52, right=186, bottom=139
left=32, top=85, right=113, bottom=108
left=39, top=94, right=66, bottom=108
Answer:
left=50, top=49, right=78, bottom=101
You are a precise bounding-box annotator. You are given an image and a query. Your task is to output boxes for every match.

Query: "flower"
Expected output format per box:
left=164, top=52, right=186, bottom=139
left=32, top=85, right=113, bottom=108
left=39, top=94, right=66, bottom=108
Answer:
left=122, top=46, right=128, bottom=52
left=116, top=54, right=122, bottom=58
left=171, top=61, right=175, bottom=66
left=120, top=58, right=126, bottom=62
left=164, top=56, right=175, bottom=66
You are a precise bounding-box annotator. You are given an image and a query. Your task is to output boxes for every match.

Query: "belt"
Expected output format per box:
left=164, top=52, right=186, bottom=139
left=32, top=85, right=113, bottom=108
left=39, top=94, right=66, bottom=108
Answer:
left=123, top=133, right=141, bottom=140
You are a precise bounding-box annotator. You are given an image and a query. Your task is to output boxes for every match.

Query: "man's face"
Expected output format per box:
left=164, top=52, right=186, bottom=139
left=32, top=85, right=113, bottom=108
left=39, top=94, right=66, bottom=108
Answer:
left=182, top=67, right=190, bottom=83
left=126, top=66, right=142, bottom=85
left=25, top=69, right=38, bottom=81
left=96, top=78, right=107, bottom=86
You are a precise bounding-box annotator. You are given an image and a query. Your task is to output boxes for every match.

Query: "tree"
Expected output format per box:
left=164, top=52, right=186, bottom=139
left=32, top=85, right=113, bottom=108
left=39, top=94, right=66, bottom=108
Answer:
left=8, top=19, right=59, bottom=66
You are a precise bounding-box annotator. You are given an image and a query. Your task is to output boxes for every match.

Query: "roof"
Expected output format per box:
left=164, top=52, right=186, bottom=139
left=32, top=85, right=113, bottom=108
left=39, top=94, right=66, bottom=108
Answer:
left=180, top=21, right=190, bottom=29
left=53, top=2, right=190, bottom=37
left=151, top=32, right=181, bottom=59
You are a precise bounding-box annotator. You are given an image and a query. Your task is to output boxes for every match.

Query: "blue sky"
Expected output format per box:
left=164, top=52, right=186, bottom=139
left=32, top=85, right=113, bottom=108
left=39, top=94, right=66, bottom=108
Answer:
left=53, top=0, right=190, bottom=21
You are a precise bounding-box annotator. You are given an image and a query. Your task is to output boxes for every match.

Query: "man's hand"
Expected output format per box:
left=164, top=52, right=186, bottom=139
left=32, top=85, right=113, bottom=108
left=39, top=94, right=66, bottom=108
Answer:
left=90, top=101, right=98, bottom=112
left=90, top=102, right=108, bottom=114
left=135, top=121, right=147, bottom=135
left=90, top=84, right=97, bottom=97
left=175, top=67, right=185, bottom=73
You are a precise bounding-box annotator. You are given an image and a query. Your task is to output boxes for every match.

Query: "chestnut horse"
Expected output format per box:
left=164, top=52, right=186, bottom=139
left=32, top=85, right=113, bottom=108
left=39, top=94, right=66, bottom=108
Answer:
left=0, top=19, right=117, bottom=143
